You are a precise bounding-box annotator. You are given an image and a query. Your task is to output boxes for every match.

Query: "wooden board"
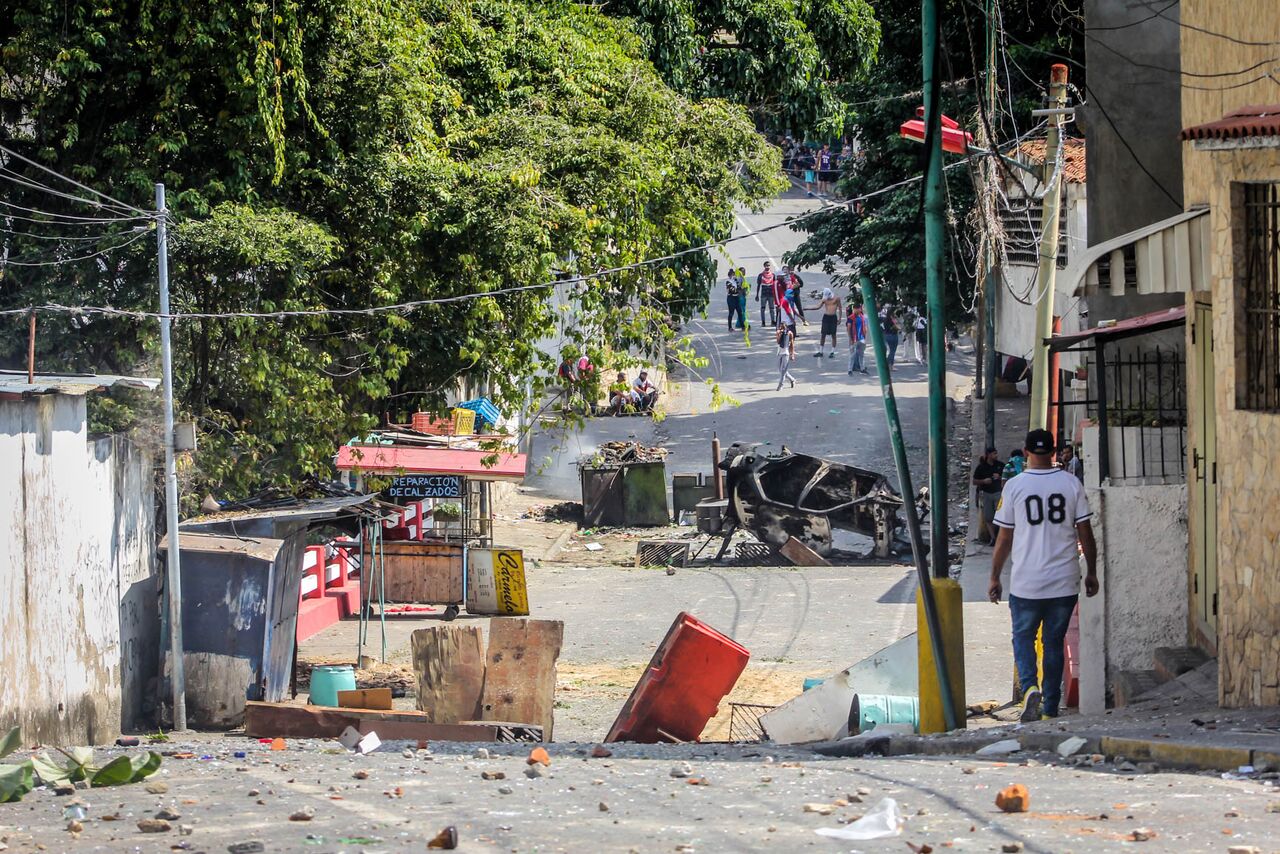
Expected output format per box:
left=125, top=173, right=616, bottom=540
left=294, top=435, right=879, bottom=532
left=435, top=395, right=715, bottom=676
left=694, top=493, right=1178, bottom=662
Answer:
left=780, top=536, right=830, bottom=567
left=366, top=540, right=464, bottom=604
left=410, top=626, right=485, bottom=724
left=337, top=688, right=393, bottom=710
left=480, top=618, right=564, bottom=740
left=243, top=701, right=541, bottom=742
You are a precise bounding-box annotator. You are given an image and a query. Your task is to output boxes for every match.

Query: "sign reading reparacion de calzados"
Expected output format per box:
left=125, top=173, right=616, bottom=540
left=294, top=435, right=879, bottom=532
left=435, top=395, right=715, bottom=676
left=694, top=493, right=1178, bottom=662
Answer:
left=387, top=474, right=463, bottom=499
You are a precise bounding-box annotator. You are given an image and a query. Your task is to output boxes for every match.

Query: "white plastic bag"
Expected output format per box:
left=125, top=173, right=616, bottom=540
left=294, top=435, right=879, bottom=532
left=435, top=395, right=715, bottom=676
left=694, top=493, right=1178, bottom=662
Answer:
left=814, top=796, right=904, bottom=841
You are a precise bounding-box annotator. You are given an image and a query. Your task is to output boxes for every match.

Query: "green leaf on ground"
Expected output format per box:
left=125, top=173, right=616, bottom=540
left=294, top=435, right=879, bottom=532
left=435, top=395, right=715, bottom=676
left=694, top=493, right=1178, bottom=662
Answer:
left=0, top=762, right=34, bottom=803
left=0, top=727, right=20, bottom=759
left=30, top=752, right=71, bottom=785
left=89, top=752, right=161, bottom=787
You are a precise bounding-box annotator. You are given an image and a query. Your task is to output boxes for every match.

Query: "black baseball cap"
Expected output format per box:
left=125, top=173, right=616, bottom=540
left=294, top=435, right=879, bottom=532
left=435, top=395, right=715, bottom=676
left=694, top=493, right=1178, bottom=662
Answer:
left=1025, top=429, right=1056, bottom=455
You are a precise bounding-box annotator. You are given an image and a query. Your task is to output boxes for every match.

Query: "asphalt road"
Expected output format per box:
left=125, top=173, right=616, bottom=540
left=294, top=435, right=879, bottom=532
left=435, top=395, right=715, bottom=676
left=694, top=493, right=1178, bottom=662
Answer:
left=6, top=738, right=1277, bottom=853
left=525, top=190, right=968, bottom=502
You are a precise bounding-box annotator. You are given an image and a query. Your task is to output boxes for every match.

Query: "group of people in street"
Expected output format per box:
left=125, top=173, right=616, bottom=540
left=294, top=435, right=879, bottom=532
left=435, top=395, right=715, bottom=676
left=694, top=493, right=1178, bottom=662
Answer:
left=780, top=137, right=858, bottom=198
left=974, top=438, right=1086, bottom=547
left=728, top=261, right=942, bottom=391
left=556, top=356, right=660, bottom=417
left=606, top=370, right=659, bottom=415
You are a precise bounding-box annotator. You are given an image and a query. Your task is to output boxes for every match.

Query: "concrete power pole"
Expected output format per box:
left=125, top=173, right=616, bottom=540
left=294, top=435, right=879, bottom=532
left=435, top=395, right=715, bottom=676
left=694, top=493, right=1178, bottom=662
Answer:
left=1028, top=65, right=1070, bottom=430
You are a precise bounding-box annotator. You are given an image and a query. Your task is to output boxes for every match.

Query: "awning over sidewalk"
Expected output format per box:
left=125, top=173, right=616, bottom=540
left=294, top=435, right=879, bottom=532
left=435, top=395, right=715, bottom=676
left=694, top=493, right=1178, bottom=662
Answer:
left=1047, top=306, right=1186, bottom=352
left=335, top=445, right=528, bottom=482
left=1061, top=208, right=1211, bottom=299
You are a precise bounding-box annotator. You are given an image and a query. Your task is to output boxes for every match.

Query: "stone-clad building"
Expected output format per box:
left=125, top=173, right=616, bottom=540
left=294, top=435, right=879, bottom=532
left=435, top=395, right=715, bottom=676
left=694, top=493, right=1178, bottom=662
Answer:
left=1180, top=0, right=1280, bottom=707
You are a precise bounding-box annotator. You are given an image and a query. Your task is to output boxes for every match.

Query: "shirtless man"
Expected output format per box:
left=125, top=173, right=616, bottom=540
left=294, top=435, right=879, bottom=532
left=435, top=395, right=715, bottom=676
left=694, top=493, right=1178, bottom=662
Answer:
left=813, top=287, right=843, bottom=358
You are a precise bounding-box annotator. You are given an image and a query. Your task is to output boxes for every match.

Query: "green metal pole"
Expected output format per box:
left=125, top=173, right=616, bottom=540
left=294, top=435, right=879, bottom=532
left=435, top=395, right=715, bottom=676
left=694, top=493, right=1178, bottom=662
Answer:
left=922, top=0, right=949, bottom=579
left=861, top=276, right=958, bottom=732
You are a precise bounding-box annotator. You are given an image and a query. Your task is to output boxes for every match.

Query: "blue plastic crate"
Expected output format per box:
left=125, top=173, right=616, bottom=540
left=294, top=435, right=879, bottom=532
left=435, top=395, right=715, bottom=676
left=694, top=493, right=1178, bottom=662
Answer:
left=457, top=397, right=501, bottom=427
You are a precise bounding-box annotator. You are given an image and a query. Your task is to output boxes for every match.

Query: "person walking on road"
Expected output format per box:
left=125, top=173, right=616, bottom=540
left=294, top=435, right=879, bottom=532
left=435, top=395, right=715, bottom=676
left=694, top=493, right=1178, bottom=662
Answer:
left=775, top=323, right=798, bottom=390
left=725, top=270, right=744, bottom=330
left=913, top=310, right=928, bottom=364
left=880, top=306, right=901, bottom=369
left=847, top=304, right=869, bottom=375
left=757, top=262, right=779, bottom=327
left=972, top=446, right=1004, bottom=545
left=989, top=429, right=1099, bottom=722
left=814, top=287, right=842, bottom=358
left=736, top=267, right=750, bottom=329
left=780, top=266, right=808, bottom=326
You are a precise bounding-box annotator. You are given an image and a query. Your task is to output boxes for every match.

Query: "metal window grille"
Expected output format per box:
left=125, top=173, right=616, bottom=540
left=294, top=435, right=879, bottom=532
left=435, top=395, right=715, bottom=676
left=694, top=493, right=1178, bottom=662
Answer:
left=1241, top=183, right=1280, bottom=412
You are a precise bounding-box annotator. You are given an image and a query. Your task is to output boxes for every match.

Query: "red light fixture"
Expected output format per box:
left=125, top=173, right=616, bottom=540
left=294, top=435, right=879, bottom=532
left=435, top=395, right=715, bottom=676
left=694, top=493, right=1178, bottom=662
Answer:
left=899, top=106, right=975, bottom=155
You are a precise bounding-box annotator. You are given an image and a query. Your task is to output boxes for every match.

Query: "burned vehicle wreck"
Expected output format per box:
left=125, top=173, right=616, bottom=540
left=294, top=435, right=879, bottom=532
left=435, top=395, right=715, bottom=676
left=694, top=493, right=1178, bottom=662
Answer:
left=718, top=443, right=922, bottom=559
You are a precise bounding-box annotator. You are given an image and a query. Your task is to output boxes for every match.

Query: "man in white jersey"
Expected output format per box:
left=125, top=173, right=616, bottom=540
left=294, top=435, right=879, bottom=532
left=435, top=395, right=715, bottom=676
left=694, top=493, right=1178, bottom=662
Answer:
left=989, top=428, right=1099, bottom=722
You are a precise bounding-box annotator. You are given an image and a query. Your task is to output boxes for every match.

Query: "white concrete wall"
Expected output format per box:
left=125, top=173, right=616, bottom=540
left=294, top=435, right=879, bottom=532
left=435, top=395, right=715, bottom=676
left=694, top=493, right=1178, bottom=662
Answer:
left=0, top=394, right=158, bottom=743
left=1079, top=481, right=1188, bottom=712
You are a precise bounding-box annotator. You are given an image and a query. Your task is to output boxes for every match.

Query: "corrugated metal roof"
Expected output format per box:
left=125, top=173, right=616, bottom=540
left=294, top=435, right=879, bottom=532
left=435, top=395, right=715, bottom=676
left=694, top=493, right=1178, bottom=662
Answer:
left=1010, top=138, right=1087, bottom=184
left=180, top=493, right=385, bottom=529
left=1067, top=208, right=1211, bottom=297
left=1048, top=306, right=1186, bottom=352
left=1182, top=105, right=1280, bottom=141
left=0, top=371, right=160, bottom=398
left=159, top=532, right=284, bottom=563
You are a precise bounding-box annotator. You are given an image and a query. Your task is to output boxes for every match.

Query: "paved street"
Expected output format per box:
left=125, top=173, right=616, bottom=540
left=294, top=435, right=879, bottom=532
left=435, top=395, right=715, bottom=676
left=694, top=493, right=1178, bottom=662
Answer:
left=3, top=738, right=1277, bottom=852
left=525, top=191, right=968, bottom=502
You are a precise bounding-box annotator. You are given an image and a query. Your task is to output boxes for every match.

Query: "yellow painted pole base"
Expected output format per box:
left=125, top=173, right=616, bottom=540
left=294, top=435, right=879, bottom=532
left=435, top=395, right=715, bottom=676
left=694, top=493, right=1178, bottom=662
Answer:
left=917, top=577, right=966, bottom=733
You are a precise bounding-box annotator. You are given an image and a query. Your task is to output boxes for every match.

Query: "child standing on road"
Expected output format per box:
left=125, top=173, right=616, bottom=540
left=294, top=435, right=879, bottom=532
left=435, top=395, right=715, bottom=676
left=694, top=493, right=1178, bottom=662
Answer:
left=775, top=324, right=798, bottom=390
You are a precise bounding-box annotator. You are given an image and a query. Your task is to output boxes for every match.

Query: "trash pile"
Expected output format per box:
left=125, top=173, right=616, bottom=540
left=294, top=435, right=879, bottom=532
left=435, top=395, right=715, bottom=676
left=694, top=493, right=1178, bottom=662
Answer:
left=582, top=441, right=668, bottom=468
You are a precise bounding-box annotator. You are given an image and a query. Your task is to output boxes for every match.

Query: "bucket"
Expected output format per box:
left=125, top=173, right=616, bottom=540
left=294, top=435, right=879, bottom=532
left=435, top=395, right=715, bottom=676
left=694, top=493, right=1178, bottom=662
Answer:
left=309, top=665, right=356, bottom=707
left=850, top=693, right=919, bottom=734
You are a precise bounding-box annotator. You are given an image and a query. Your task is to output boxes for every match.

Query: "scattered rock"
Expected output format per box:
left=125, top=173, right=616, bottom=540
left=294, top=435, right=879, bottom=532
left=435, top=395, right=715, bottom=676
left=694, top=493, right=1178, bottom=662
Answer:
left=53, top=784, right=75, bottom=796
left=856, top=787, right=870, bottom=795
left=599, top=802, right=610, bottom=812
left=474, top=748, right=491, bottom=760
left=670, top=763, right=693, bottom=779
left=961, top=767, right=976, bottom=775
left=137, top=819, right=171, bottom=833
left=1227, top=846, right=1262, bottom=854
left=247, top=789, right=260, bottom=797
left=1129, top=828, right=1155, bottom=842
left=498, top=786, right=513, bottom=795
left=179, top=825, right=193, bottom=836
left=1225, top=808, right=1241, bottom=818
left=524, top=766, right=546, bottom=779
left=1116, top=760, right=1138, bottom=773
left=1055, top=736, right=1087, bottom=758
left=527, top=747, right=551, bottom=766
left=977, top=739, right=1022, bottom=756
left=144, top=782, right=169, bottom=795
left=288, top=809, right=314, bottom=822
left=803, top=803, right=835, bottom=816
left=155, top=808, right=182, bottom=821
left=66, top=821, right=83, bottom=834
left=402, top=749, right=415, bottom=759
left=1001, top=843, right=1024, bottom=853
left=481, top=771, right=506, bottom=781
left=760, top=776, right=773, bottom=783
left=352, top=770, right=369, bottom=780
left=916, top=807, right=930, bottom=816
left=995, top=784, right=1030, bottom=813
left=426, top=826, right=458, bottom=850
left=591, top=745, right=613, bottom=759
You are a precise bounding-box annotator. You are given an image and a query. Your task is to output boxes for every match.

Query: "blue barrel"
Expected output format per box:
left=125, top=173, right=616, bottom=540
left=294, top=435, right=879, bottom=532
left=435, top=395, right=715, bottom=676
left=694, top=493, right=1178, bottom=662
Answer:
left=310, top=665, right=356, bottom=707
left=850, top=693, right=919, bottom=733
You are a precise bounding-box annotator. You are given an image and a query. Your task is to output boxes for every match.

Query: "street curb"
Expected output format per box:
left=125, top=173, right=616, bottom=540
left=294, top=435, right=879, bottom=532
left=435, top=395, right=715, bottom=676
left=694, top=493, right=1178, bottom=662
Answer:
left=810, top=731, right=1277, bottom=773
left=541, top=525, right=577, bottom=562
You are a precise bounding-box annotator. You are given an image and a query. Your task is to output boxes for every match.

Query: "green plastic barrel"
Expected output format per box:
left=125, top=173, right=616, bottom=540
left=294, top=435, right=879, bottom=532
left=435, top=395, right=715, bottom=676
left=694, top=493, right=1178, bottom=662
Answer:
left=850, top=693, right=919, bottom=734
left=310, top=665, right=356, bottom=707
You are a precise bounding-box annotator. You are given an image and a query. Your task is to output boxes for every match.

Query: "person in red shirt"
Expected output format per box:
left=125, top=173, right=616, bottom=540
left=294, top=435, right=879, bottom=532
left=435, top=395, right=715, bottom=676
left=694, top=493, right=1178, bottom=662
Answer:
left=756, top=261, right=779, bottom=327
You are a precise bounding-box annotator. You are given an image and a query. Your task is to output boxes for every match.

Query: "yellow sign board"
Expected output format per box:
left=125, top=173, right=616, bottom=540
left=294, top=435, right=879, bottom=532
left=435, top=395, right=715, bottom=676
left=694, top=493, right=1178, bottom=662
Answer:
left=467, top=548, right=529, bottom=616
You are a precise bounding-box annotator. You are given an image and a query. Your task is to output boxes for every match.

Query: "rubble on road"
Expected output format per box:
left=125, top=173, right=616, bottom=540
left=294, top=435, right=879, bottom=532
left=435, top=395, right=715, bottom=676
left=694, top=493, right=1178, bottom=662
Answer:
left=584, top=441, right=669, bottom=466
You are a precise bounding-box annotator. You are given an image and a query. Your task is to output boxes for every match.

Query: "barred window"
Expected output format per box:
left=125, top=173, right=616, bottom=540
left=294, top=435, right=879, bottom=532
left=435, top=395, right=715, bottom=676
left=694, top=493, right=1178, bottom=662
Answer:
left=1238, top=183, right=1280, bottom=412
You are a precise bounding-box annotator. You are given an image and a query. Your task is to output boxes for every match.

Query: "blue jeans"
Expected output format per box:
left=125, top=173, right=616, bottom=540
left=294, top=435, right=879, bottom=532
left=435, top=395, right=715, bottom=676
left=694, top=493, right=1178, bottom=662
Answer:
left=884, top=332, right=899, bottom=365
left=1009, top=593, right=1078, bottom=716
left=727, top=296, right=743, bottom=329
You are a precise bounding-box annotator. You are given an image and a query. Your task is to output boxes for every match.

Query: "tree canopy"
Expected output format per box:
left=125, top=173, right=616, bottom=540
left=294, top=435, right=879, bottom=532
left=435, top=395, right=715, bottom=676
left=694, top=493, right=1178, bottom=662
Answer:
left=787, top=0, right=1083, bottom=314
left=0, top=0, right=786, bottom=498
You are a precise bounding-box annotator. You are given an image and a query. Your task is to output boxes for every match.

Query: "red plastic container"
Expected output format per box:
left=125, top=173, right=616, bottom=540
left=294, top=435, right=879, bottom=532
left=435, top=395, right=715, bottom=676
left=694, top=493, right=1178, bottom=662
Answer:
left=1063, top=602, right=1081, bottom=708
left=605, top=612, right=750, bottom=743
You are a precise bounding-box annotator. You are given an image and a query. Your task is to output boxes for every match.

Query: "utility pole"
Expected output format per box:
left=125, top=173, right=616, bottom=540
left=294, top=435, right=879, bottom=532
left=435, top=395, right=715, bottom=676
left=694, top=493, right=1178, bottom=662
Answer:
left=156, top=183, right=187, bottom=732
left=982, top=0, right=999, bottom=452
left=922, top=0, right=948, bottom=579
left=1028, top=64, right=1070, bottom=430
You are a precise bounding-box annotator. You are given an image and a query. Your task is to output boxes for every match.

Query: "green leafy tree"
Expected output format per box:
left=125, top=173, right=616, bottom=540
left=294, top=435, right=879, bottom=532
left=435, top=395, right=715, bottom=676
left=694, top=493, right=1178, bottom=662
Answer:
left=603, top=0, right=881, bottom=136
left=0, top=0, right=784, bottom=498
left=787, top=0, right=1083, bottom=314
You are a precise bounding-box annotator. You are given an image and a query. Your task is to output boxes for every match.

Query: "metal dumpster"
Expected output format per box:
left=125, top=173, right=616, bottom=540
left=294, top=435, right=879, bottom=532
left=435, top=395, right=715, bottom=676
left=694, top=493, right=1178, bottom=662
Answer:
left=580, top=461, right=669, bottom=527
